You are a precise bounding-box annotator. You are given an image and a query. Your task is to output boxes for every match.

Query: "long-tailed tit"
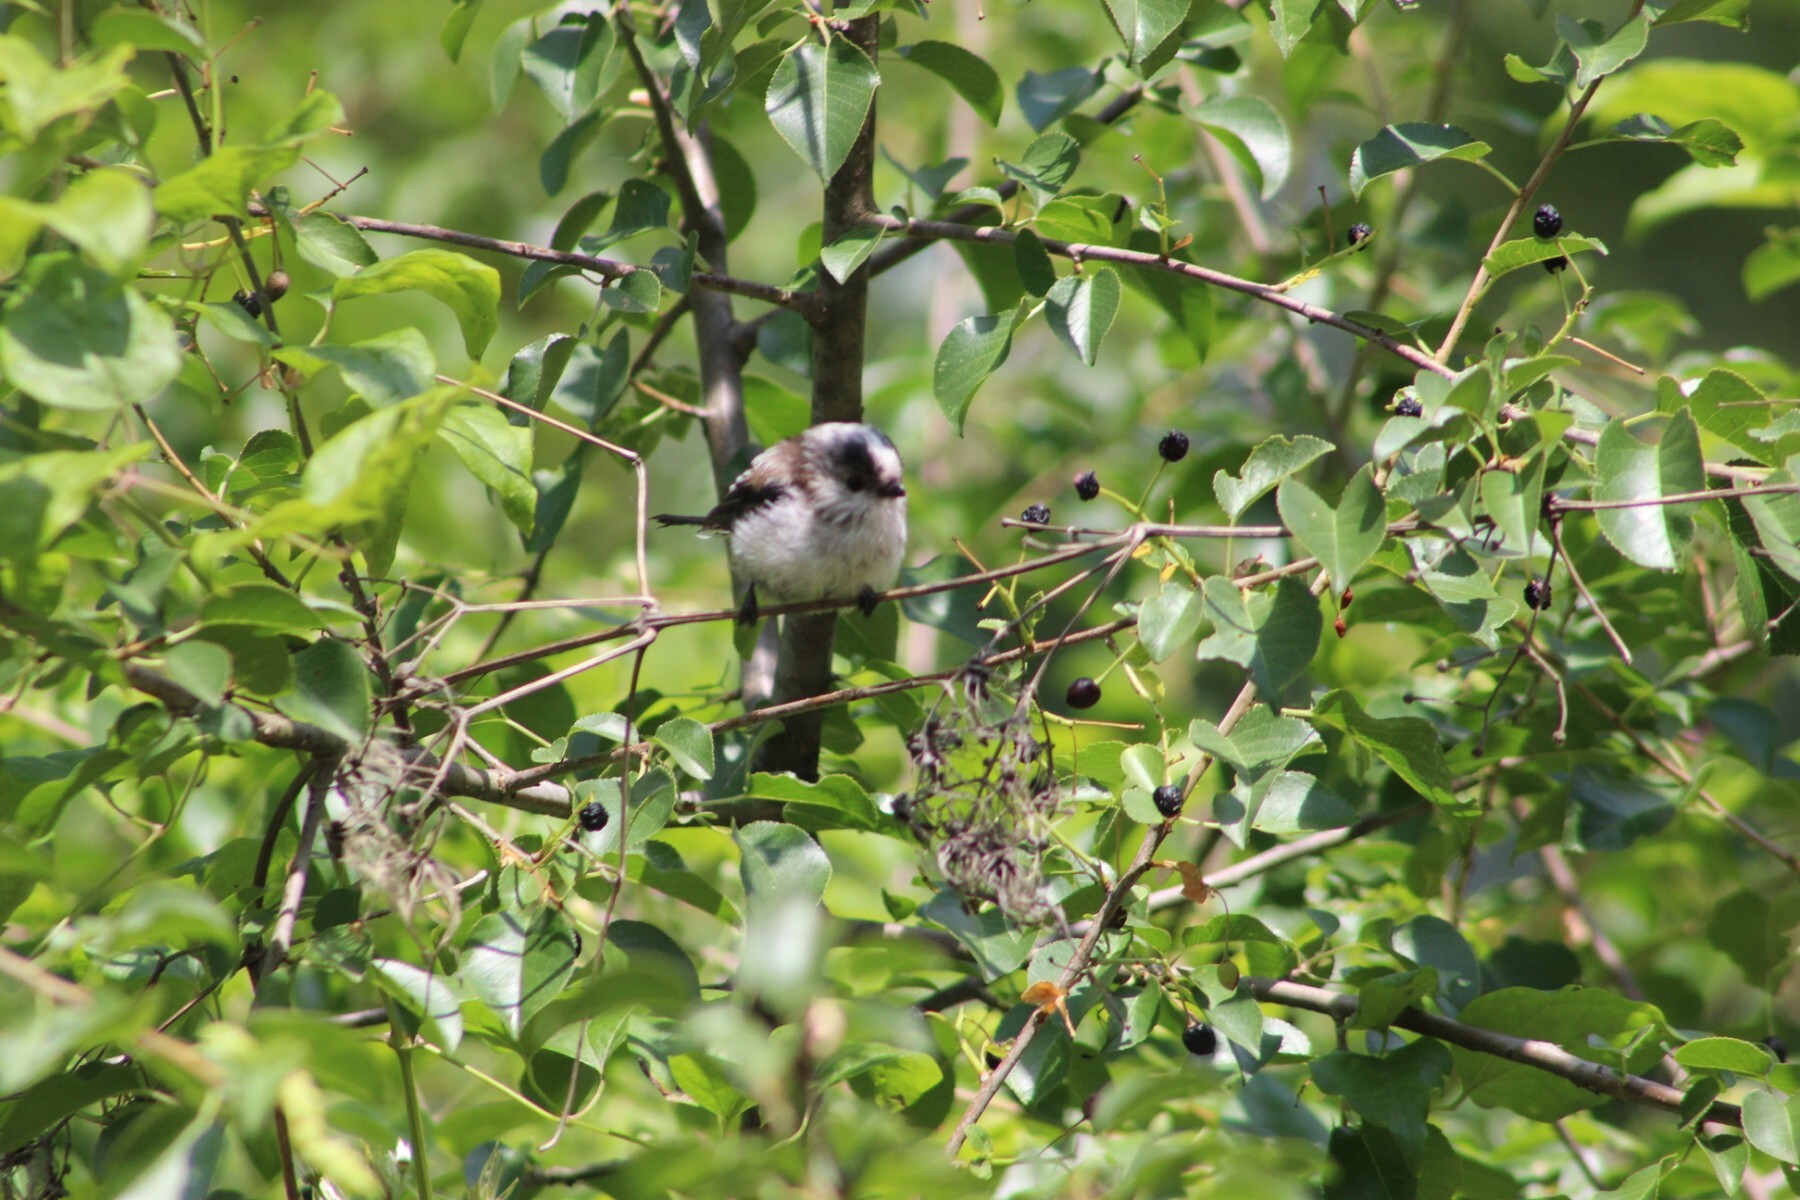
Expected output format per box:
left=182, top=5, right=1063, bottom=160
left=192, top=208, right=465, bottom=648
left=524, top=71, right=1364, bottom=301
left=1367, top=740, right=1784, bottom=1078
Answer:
left=656, top=422, right=908, bottom=625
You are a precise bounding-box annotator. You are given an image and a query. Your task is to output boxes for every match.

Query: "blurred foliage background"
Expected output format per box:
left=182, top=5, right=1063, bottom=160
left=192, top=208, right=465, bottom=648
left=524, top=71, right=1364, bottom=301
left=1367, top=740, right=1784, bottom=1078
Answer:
left=5, top=0, right=1800, bottom=1195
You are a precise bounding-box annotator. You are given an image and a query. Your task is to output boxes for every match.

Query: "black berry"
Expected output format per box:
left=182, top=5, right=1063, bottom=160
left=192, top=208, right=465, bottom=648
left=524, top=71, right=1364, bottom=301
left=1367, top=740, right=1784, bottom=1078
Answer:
left=1394, top=396, right=1423, bottom=419
left=1767, top=1035, right=1789, bottom=1064
left=1158, top=431, right=1190, bottom=463
left=1543, top=254, right=1569, bottom=274
left=1182, top=1022, right=1217, bottom=1056
left=1524, top=578, right=1553, bottom=611
left=263, top=270, right=290, bottom=301
left=231, top=288, right=262, bottom=318
left=1347, top=222, right=1373, bottom=247
left=1021, top=503, right=1051, bottom=525
left=578, top=801, right=610, bottom=832
left=1152, top=784, right=1183, bottom=818
left=1533, top=204, right=1563, bottom=238
left=1074, top=471, right=1100, bottom=502
left=1066, top=677, right=1101, bottom=709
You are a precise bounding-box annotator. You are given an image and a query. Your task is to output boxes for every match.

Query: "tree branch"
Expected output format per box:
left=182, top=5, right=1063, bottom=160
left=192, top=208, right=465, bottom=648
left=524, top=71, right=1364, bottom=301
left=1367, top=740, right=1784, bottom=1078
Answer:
left=339, top=215, right=808, bottom=312
left=1245, top=976, right=1741, bottom=1129
left=864, top=213, right=1455, bottom=379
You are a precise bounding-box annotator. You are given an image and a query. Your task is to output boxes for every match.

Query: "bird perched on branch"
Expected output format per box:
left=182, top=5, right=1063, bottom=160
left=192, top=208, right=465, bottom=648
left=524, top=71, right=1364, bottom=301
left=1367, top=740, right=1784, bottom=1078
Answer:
left=656, top=422, right=908, bottom=626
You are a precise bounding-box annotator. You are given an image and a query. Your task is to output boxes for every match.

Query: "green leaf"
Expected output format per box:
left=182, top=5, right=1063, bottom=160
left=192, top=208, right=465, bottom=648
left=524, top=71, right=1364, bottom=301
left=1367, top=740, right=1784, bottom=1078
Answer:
left=38, top=167, right=154, bottom=276
left=933, top=306, right=1020, bottom=434
left=333, top=249, right=502, bottom=359
left=1190, top=705, right=1320, bottom=774
left=820, top=226, right=883, bottom=284
left=370, top=959, right=464, bottom=1052
left=161, top=641, right=231, bottom=708
left=1099, top=0, right=1188, bottom=65
left=599, top=270, right=662, bottom=314
left=1557, top=12, right=1649, bottom=90
left=1043, top=267, right=1120, bottom=366
left=919, top=890, right=1033, bottom=980
left=294, top=213, right=378, bottom=276
left=1266, top=0, right=1319, bottom=58
left=200, top=583, right=327, bottom=633
left=765, top=38, right=880, bottom=182
left=1014, top=229, right=1057, bottom=297
left=1391, top=915, right=1480, bottom=1012
left=439, top=0, right=482, bottom=62
left=1122, top=234, right=1213, bottom=361
left=275, top=638, right=371, bottom=743
left=0, top=255, right=182, bottom=410
left=0, top=445, right=147, bottom=561
left=1214, top=435, right=1333, bottom=520
left=735, top=821, right=831, bottom=905
left=1674, top=1037, right=1776, bottom=1076
left=462, top=907, right=580, bottom=1041
left=898, top=41, right=1001, bottom=126
left=1706, top=888, right=1800, bottom=983
left=0, top=1062, right=141, bottom=1156
left=1194, top=575, right=1321, bottom=697
left=1312, top=690, right=1457, bottom=808
left=1138, top=579, right=1203, bottom=662
left=274, top=328, right=436, bottom=406
left=1602, top=114, right=1743, bottom=168
left=1276, top=465, right=1384, bottom=589
left=538, top=109, right=605, bottom=196
left=438, top=401, right=536, bottom=535
left=1647, top=0, right=1749, bottom=26
left=521, top=14, right=615, bottom=123
left=746, top=772, right=889, bottom=833
left=1349, top=123, right=1492, bottom=198
left=154, top=143, right=303, bottom=222
left=1349, top=968, right=1436, bottom=1031
left=0, top=39, right=132, bottom=141
left=90, top=8, right=205, bottom=54
left=1452, top=986, right=1670, bottom=1121
left=1188, top=96, right=1291, bottom=199
left=1746, top=228, right=1800, bottom=301
left=1481, top=233, right=1607, bottom=279
left=1569, top=768, right=1676, bottom=852
left=587, top=178, right=672, bottom=251
left=1016, top=66, right=1101, bottom=132
left=1593, top=407, right=1705, bottom=569
left=652, top=717, right=715, bottom=780
left=1745, top=1090, right=1800, bottom=1165
left=1312, top=1039, right=1452, bottom=1155
left=1701, top=1133, right=1749, bottom=1195
left=997, top=131, right=1081, bottom=208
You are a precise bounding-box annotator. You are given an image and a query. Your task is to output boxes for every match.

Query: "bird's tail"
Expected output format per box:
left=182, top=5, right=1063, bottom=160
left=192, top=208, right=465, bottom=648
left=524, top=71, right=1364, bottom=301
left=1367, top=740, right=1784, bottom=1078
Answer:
left=653, top=513, right=709, bottom=527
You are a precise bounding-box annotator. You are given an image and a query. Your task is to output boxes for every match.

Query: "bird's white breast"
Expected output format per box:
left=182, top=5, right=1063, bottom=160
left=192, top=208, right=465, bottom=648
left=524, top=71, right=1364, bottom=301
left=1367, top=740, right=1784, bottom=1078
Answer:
left=729, top=491, right=907, bottom=604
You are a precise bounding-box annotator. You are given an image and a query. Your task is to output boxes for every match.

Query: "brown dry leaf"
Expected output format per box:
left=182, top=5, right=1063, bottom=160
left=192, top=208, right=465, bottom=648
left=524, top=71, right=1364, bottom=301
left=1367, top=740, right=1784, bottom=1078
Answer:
left=1020, top=981, right=1076, bottom=1036
left=1175, top=862, right=1212, bottom=904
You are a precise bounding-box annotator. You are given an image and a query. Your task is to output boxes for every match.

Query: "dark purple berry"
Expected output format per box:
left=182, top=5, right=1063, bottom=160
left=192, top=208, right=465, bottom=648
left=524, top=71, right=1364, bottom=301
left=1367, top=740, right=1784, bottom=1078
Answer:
left=1158, top=431, right=1190, bottom=463
left=1182, top=1022, right=1217, bottom=1056
left=1543, top=254, right=1569, bottom=274
left=1394, top=396, right=1423, bottom=419
left=1074, top=471, right=1100, bottom=502
left=1767, top=1035, right=1789, bottom=1064
left=1152, top=784, right=1183, bottom=818
left=231, top=288, right=262, bottom=318
left=1066, top=677, right=1101, bottom=709
left=1347, top=222, right=1373, bottom=247
left=1524, top=578, right=1553, bottom=611
left=1021, top=503, right=1051, bottom=525
left=1533, top=204, right=1562, bottom=238
left=578, top=801, right=610, bottom=832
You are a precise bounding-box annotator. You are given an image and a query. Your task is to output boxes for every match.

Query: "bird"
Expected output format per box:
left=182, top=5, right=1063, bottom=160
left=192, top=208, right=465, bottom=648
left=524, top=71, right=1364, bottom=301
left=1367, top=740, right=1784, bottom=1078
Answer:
left=655, top=422, right=908, bottom=626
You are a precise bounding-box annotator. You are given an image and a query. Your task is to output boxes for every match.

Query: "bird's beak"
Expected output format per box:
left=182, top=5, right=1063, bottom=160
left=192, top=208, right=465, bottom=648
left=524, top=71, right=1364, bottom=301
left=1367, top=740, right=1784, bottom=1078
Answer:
left=879, top=481, right=907, bottom=499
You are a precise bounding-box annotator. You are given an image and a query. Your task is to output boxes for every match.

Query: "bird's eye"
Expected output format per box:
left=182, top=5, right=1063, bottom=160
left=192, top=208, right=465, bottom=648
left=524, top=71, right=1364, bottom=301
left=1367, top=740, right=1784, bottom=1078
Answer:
left=845, top=477, right=865, bottom=492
